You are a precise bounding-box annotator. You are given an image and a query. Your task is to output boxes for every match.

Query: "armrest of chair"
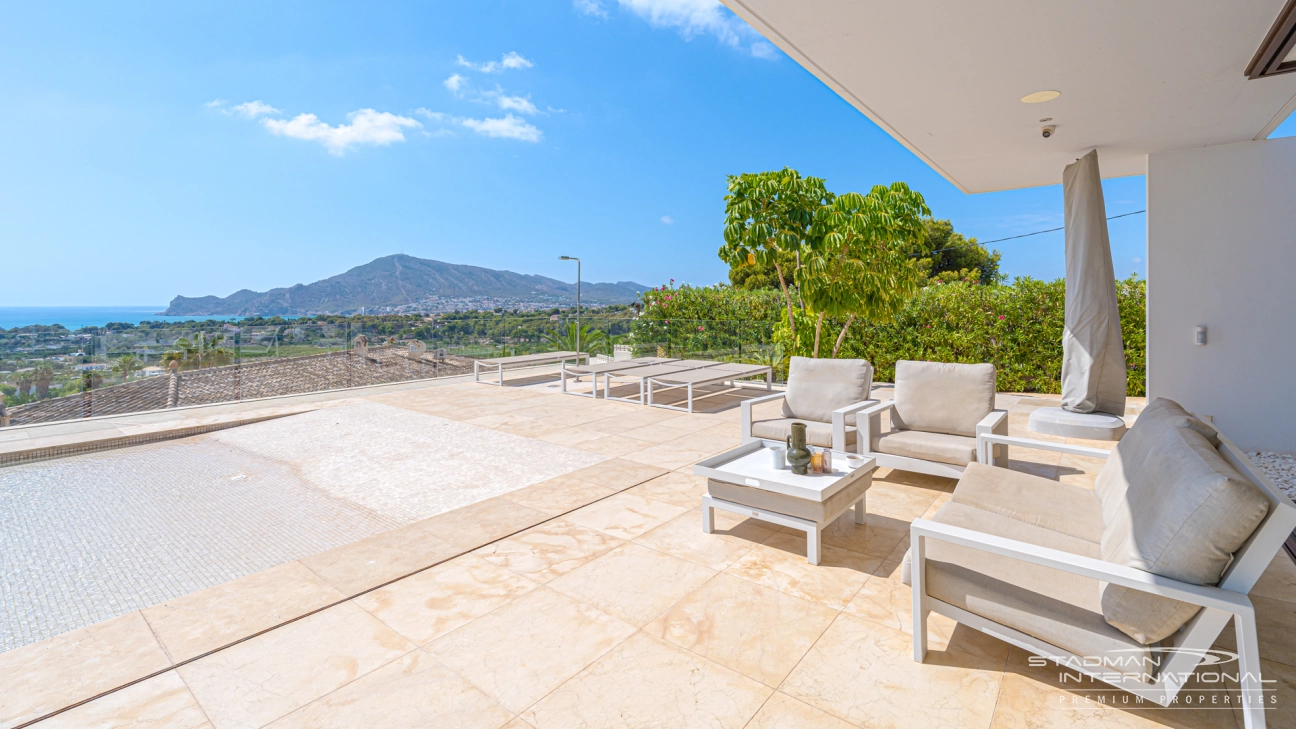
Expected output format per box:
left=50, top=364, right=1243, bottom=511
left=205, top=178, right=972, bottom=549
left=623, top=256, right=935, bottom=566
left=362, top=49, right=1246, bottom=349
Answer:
left=741, top=392, right=787, bottom=443
left=975, top=433, right=1111, bottom=464
left=909, top=519, right=1253, bottom=616
left=858, top=400, right=895, bottom=455
left=974, top=410, right=1009, bottom=466
left=832, top=399, right=879, bottom=454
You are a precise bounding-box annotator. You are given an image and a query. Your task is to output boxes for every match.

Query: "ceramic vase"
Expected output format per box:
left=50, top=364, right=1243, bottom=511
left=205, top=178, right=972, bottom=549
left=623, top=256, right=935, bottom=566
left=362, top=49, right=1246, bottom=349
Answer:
left=785, top=422, right=812, bottom=475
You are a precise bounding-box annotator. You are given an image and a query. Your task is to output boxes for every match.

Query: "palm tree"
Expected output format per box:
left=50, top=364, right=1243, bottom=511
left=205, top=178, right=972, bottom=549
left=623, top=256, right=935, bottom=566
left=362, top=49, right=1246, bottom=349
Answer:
left=112, top=354, right=143, bottom=383
left=542, top=323, right=609, bottom=355
left=32, top=363, right=54, bottom=399
left=163, top=333, right=234, bottom=370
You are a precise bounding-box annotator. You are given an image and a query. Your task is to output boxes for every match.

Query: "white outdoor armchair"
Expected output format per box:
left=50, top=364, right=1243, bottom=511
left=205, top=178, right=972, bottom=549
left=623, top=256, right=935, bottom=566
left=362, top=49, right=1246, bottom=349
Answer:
left=740, top=356, right=875, bottom=453
left=906, top=398, right=1295, bottom=729
left=860, top=360, right=1008, bottom=478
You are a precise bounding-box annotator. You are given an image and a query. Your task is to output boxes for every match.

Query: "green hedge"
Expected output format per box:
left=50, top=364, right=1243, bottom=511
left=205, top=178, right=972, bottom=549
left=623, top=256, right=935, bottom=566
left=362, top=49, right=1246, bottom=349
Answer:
left=636, top=277, right=1146, bottom=396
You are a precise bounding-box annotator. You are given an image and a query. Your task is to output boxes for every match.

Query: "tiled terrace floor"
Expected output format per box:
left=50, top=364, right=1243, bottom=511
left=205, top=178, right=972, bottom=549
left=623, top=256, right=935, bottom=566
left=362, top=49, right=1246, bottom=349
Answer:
left=3, top=374, right=1295, bottom=729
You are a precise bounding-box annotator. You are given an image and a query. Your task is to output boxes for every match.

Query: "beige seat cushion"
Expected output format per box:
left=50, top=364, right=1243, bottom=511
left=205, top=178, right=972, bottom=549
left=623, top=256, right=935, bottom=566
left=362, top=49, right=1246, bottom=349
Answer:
left=903, top=501, right=1153, bottom=675
left=781, top=357, right=873, bottom=425
left=872, top=429, right=976, bottom=466
left=952, top=463, right=1104, bottom=543
left=1099, top=424, right=1271, bottom=644
left=751, top=418, right=856, bottom=449
left=891, top=360, right=996, bottom=436
left=707, top=475, right=870, bottom=523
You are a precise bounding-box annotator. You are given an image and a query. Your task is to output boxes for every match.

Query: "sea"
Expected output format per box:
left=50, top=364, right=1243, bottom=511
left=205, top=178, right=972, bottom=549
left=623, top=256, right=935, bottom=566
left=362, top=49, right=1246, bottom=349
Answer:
left=0, top=307, right=239, bottom=331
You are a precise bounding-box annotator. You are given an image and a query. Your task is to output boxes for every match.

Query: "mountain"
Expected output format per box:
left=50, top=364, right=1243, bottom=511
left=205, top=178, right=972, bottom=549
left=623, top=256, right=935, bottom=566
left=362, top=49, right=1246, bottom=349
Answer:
left=162, top=255, right=650, bottom=316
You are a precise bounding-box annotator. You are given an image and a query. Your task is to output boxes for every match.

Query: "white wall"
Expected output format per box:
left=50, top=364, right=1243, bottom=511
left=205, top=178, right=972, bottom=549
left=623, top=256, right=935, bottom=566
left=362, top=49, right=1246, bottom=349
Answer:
left=1147, top=137, right=1296, bottom=452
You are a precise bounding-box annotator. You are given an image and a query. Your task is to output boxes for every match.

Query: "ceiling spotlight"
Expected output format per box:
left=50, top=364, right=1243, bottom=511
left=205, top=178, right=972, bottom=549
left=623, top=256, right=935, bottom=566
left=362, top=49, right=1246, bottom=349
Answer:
left=1021, top=90, right=1061, bottom=104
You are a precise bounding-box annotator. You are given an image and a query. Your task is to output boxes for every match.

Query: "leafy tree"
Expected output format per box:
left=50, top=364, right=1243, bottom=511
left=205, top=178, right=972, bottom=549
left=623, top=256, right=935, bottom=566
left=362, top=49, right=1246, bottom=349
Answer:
left=912, top=219, right=1003, bottom=285
left=32, top=363, right=54, bottom=399
left=112, top=354, right=143, bottom=382
left=800, top=183, right=932, bottom=357
left=727, top=247, right=799, bottom=291
left=720, top=168, right=832, bottom=338
left=163, top=333, right=234, bottom=370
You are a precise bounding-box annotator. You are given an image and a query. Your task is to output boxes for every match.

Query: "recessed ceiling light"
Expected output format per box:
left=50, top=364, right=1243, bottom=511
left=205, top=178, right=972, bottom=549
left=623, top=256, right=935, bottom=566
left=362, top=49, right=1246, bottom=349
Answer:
left=1021, top=90, right=1061, bottom=104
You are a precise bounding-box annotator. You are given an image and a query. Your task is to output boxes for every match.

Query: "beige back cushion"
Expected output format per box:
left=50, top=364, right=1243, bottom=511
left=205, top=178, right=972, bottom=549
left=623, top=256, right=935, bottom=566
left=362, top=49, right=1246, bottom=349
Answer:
left=1094, top=398, right=1220, bottom=527
left=780, top=357, right=873, bottom=424
left=1099, top=425, right=1270, bottom=644
left=890, top=360, right=997, bottom=436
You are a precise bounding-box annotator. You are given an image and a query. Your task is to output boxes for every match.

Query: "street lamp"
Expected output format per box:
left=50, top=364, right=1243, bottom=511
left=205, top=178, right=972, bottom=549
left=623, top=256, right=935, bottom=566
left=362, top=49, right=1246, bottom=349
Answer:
left=559, top=256, right=581, bottom=353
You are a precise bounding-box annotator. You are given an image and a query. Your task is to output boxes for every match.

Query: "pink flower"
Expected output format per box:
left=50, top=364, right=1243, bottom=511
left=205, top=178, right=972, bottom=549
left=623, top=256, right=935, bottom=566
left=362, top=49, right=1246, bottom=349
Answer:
left=697, top=326, right=704, bottom=331
left=998, top=315, right=1005, bottom=320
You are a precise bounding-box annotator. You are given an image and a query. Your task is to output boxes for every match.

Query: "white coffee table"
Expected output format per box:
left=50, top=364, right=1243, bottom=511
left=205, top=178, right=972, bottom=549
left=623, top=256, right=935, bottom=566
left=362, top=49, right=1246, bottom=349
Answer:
left=694, top=442, right=876, bottom=564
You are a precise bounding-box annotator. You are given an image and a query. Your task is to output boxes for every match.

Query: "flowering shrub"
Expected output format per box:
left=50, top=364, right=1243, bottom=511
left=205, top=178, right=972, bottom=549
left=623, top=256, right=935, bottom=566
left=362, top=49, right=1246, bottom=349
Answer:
left=635, top=278, right=1147, bottom=396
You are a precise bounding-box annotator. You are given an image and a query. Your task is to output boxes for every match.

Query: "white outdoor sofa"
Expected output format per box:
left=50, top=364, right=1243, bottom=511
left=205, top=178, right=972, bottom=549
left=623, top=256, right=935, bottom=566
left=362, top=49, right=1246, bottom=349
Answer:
left=473, top=351, right=586, bottom=386
left=647, top=362, right=773, bottom=413
left=859, top=360, right=1008, bottom=478
left=740, top=356, right=875, bottom=452
left=906, top=398, right=1295, bottom=729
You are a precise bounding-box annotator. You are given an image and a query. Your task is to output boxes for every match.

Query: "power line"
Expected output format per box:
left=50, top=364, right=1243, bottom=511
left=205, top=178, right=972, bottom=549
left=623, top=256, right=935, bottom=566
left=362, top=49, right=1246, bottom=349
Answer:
left=920, top=209, right=1146, bottom=257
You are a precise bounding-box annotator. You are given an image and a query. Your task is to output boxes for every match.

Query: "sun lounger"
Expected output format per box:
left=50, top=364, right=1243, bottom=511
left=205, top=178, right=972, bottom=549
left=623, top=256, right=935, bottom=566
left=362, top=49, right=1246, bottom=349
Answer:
left=560, top=357, right=679, bottom=398
left=646, top=363, right=773, bottom=413
left=473, top=351, right=586, bottom=386
left=601, top=360, right=721, bottom=405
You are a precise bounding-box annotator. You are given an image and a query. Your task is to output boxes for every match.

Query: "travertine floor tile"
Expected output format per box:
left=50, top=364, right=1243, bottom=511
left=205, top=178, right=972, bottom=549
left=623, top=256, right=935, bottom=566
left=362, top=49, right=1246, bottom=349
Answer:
left=573, top=434, right=651, bottom=457
left=263, top=650, right=513, bottom=729
left=565, top=458, right=668, bottom=491
left=818, top=510, right=912, bottom=559
left=420, top=497, right=549, bottom=551
left=744, top=691, right=858, bottom=729
left=299, top=521, right=461, bottom=596
left=143, top=561, right=345, bottom=663
left=620, top=423, right=704, bottom=444
left=427, top=587, right=635, bottom=713
left=621, top=442, right=716, bottom=471
left=500, top=474, right=616, bottom=517
left=843, top=574, right=960, bottom=650
left=564, top=491, right=690, bottom=540
left=781, top=614, right=1008, bottom=729
left=1252, top=552, right=1296, bottom=604
left=522, top=632, right=771, bottom=729
left=352, top=554, right=539, bottom=645
left=32, top=670, right=210, bottom=729
left=991, top=646, right=1238, bottom=729
left=624, top=471, right=708, bottom=508
left=661, top=431, right=741, bottom=457
left=473, top=517, right=624, bottom=584
left=725, top=532, right=877, bottom=610
left=534, top=426, right=608, bottom=447
left=548, top=543, right=717, bottom=626
left=634, top=508, right=772, bottom=571
left=0, top=611, right=172, bottom=729
left=861, top=482, right=941, bottom=521
left=1235, top=658, right=1294, bottom=729
left=178, top=602, right=414, bottom=729
left=1214, top=595, right=1296, bottom=668
left=647, top=573, right=836, bottom=686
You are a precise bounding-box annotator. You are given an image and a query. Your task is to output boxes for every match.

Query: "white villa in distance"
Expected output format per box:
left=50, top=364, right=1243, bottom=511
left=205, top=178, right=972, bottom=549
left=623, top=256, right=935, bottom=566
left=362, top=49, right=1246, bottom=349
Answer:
left=722, top=0, right=1296, bottom=453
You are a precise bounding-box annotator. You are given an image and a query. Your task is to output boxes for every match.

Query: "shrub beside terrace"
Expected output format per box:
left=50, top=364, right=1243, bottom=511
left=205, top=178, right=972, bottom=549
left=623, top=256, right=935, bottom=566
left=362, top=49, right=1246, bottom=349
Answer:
left=634, top=277, right=1146, bottom=397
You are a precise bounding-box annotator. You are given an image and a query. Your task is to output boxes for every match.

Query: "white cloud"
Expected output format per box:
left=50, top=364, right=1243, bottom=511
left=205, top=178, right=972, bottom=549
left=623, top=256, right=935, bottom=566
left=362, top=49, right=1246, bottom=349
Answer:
left=456, top=51, right=534, bottom=73
left=660, top=215, right=674, bottom=224
left=573, top=0, right=608, bottom=17
left=414, top=108, right=448, bottom=121
left=262, top=109, right=422, bottom=155
left=204, top=98, right=228, bottom=109
left=1132, top=256, right=1143, bottom=264
left=231, top=100, right=281, bottom=119
left=588, top=0, right=775, bottom=58
left=495, top=94, right=539, bottom=115
left=443, top=74, right=468, bottom=95
left=460, top=114, right=542, bottom=142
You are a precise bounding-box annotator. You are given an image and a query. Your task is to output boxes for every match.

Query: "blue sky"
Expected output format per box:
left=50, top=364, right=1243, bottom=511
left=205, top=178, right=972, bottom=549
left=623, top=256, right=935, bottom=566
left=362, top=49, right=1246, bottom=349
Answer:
left=2, top=0, right=1292, bottom=307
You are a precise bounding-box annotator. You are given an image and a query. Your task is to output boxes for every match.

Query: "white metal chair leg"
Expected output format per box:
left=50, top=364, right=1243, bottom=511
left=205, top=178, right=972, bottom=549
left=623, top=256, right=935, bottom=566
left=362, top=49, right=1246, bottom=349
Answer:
left=1236, top=609, right=1268, bottom=729
left=854, top=496, right=866, bottom=524
left=473, top=360, right=480, bottom=382
left=912, top=532, right=928, bottom=662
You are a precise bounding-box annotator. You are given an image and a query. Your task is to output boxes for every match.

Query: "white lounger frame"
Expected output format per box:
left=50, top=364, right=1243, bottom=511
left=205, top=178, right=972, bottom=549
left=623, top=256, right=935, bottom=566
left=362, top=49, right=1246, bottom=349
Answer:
left=909, top=431, right=1296, bottom=729
left=646, top=366, right=773, bottom=413
left=473, top=351, right=586, bottom=386
left=602, top=362, right=719, bottom=405
left=858, top=399, right=1008, bottom=478
left=560, top=358, right=677, bottom=398
left=739, top=392, right=877, bottom=454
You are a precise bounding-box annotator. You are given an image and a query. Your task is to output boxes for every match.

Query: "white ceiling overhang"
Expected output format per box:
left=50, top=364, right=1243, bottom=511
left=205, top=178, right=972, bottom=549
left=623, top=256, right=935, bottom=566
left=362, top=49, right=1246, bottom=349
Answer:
left=723, top=0, right=1296, bottom=192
